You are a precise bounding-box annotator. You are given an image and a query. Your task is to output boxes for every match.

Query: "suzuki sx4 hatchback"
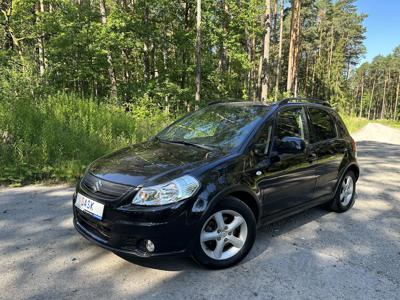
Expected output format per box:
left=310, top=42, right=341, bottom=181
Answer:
left=73, top=98, right=359, bottom=269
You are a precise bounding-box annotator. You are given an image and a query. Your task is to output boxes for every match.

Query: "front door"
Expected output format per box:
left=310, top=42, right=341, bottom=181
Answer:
left=253, top=106, right=317, bottom=216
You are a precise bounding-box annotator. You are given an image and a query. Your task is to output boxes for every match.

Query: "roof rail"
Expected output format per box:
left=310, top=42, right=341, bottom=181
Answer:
left=277, top=97, right=331, bottom=107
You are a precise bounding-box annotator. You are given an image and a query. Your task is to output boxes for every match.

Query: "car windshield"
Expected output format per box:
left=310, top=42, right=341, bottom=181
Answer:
left=157, top=104, right=270, bottom=151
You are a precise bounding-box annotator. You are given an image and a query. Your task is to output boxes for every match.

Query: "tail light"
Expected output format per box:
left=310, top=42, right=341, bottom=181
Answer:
left=350, top=137, right=357, bottom=153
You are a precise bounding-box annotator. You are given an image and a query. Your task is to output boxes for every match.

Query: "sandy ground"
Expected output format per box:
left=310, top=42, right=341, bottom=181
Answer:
left=0, top=123, right=399, bottom=300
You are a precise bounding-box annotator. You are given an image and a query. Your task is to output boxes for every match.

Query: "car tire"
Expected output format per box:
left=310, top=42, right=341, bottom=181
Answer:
left=330, top=170, right=356, bottom=213
left=192, top=196, right=256, bottom=269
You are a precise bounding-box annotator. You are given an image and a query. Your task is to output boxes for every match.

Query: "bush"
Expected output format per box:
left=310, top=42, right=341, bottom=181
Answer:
left=0, top=93, right=171, bottom=185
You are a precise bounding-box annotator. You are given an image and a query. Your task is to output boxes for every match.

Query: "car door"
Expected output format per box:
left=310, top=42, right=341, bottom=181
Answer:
left=251, top=106, right=317, bottom=216
left=306, top=107, right=346, bottom=200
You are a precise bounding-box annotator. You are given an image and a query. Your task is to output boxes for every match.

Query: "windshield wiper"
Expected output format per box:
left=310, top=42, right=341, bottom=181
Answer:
left=158, top=138, right=216, bottom=151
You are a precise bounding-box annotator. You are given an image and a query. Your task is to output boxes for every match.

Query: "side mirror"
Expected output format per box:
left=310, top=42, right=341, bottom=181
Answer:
left=276, top=136, right=305, bottom=154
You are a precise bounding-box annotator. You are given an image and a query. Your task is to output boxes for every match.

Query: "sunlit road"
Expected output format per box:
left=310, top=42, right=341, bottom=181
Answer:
left=0, top=123, right=399, bottom=299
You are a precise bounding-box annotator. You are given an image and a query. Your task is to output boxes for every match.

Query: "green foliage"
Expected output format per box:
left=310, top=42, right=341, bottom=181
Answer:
left=351, top=48, right=400, bottom=120
left=340, top=114, right=368, bottom=133
left=0, top=93, right=171, bottom=184
left=1, top=0, right=368, bottom=106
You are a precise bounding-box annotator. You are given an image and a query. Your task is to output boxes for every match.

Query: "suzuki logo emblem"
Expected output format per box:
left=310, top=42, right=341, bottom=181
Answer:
left=92, top=180, right=102, bottom=193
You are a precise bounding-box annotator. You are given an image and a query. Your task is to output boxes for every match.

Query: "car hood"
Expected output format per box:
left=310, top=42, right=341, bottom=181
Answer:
left=89, top=140, right=224, bottom=186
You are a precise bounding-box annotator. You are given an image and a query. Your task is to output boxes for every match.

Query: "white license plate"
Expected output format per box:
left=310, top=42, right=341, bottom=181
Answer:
left=75, top=193, right=104, bottom=220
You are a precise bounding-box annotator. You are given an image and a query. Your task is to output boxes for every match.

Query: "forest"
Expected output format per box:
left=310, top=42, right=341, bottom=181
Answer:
left=0, top=0, right=399, bottom=184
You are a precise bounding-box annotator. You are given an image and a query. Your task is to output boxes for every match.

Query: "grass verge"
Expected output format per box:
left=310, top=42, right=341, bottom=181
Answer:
left=340, top=115, right=369, bottom=134
left=372, top=119, right=400, bottom=129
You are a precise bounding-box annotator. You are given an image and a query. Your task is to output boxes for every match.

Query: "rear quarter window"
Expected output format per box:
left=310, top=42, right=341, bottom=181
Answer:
left=308, top=108, right=337, bottom=143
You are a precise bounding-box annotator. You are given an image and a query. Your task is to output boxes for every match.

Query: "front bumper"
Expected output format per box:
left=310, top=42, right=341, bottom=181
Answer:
left=72, top=193, right=200, bottom=257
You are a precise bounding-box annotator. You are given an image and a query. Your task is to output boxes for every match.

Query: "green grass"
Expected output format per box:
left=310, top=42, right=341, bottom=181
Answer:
left=372, top=119, right=400, bottom=129
left=340, top=114, right=369, bottom=133
left=0, top=93, right=172, bottom=186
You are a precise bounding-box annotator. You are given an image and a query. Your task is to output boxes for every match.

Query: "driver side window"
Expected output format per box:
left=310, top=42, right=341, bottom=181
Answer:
left=273, top=107, right=307, bottom=154
left=253, top=122, right=273, bottom=156
left=276, top=107, right=306, bottom=140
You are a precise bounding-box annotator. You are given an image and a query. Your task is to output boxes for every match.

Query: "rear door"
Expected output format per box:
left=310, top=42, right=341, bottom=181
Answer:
left=306, top=107, right=347, bottom=200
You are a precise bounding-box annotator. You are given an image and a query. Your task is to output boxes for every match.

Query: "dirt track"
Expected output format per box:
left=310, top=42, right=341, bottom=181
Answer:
left=0, top=123, right=399, bottom=299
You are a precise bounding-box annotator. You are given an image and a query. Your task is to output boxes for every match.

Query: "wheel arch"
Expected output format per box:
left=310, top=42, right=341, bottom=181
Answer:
left=333, top=162, right=360, bottom=196
left=204, top=185, right=262, bottom=224
left=228, top=190, right=260, bottom=223
left=346, top=163, right=360, bottom=181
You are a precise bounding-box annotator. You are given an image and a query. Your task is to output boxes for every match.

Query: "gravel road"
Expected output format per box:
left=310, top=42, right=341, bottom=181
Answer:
left=0, top=123, right=399, bottom=300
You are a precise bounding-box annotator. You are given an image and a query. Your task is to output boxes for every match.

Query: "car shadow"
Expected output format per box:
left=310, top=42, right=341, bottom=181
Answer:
left=114, top=253, right=198, bottom=271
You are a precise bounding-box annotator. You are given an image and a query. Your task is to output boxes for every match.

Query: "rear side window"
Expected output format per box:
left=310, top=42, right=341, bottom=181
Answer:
left=308, top=108, right=336, bottom=143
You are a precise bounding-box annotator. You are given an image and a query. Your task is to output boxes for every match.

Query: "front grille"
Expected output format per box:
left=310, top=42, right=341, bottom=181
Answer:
left=80, top=172, right=133, bottom=201
left=77, top=211, right=111, bottom=241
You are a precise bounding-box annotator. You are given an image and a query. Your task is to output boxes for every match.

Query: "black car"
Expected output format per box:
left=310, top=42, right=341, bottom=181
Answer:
left=73, top=98, right=359, bottom=269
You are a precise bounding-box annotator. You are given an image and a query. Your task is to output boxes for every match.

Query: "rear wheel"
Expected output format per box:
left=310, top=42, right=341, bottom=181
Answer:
left=330, top=170, right=356, bottom=212
left=193, top=196, right=256, bottom=269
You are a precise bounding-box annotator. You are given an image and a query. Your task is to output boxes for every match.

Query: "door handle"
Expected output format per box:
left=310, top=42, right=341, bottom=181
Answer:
left=307, top=152, right=317, bottom=163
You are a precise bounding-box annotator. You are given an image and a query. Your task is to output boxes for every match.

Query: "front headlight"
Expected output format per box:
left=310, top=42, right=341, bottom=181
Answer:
left=132, top=175, right=200, bottom=206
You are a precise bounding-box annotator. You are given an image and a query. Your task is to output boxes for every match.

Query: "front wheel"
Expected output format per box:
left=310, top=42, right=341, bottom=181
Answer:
left=330, top=170, right=356, bottom=212
left=192, top=196, right=256, bottom=269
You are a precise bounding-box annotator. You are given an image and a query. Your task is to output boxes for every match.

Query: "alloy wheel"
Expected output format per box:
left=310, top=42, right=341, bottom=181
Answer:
left=200, top=210, right=248, bottom=260
left=340, top=175, right=354, bottom=206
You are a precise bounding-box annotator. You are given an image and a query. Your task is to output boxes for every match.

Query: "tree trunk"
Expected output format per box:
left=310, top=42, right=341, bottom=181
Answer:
left=326, top=26, right=334, bottom=86
left=311, top=20, right=323, bottom=97
left=99, top=0, right=117, bottom=100
left=273, top=0, right=278, bottom=36
left=143, top=5, right=150, bottom=83
left=367, top=77, right=375, bottom=119
left=251, top=35, right=257, bottom=100
left=274, top=0, right=284, bottom=99
left=260, top=0, right=271, bottom=102
left=195, top=0, right=201, bottom=109
left=37, top=0, right=45, bottom=77
left=358, top=74, right=364, bottom=118
left=381, top=69, right=390, bottom=119
left=180, top=1, right=190, bottom=89
left=245, top=26, right=252, bottom=99
left=219, top=0, right=228, bottom=72
left=286, top=0, right=301, bottom=94
left=394, top=73, right=400, bottom=121
left=151, top=40, right=156, bottom=79
left=304, top=51, right=309, bottom=95
left=292, top=11, right=301, bottom=97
